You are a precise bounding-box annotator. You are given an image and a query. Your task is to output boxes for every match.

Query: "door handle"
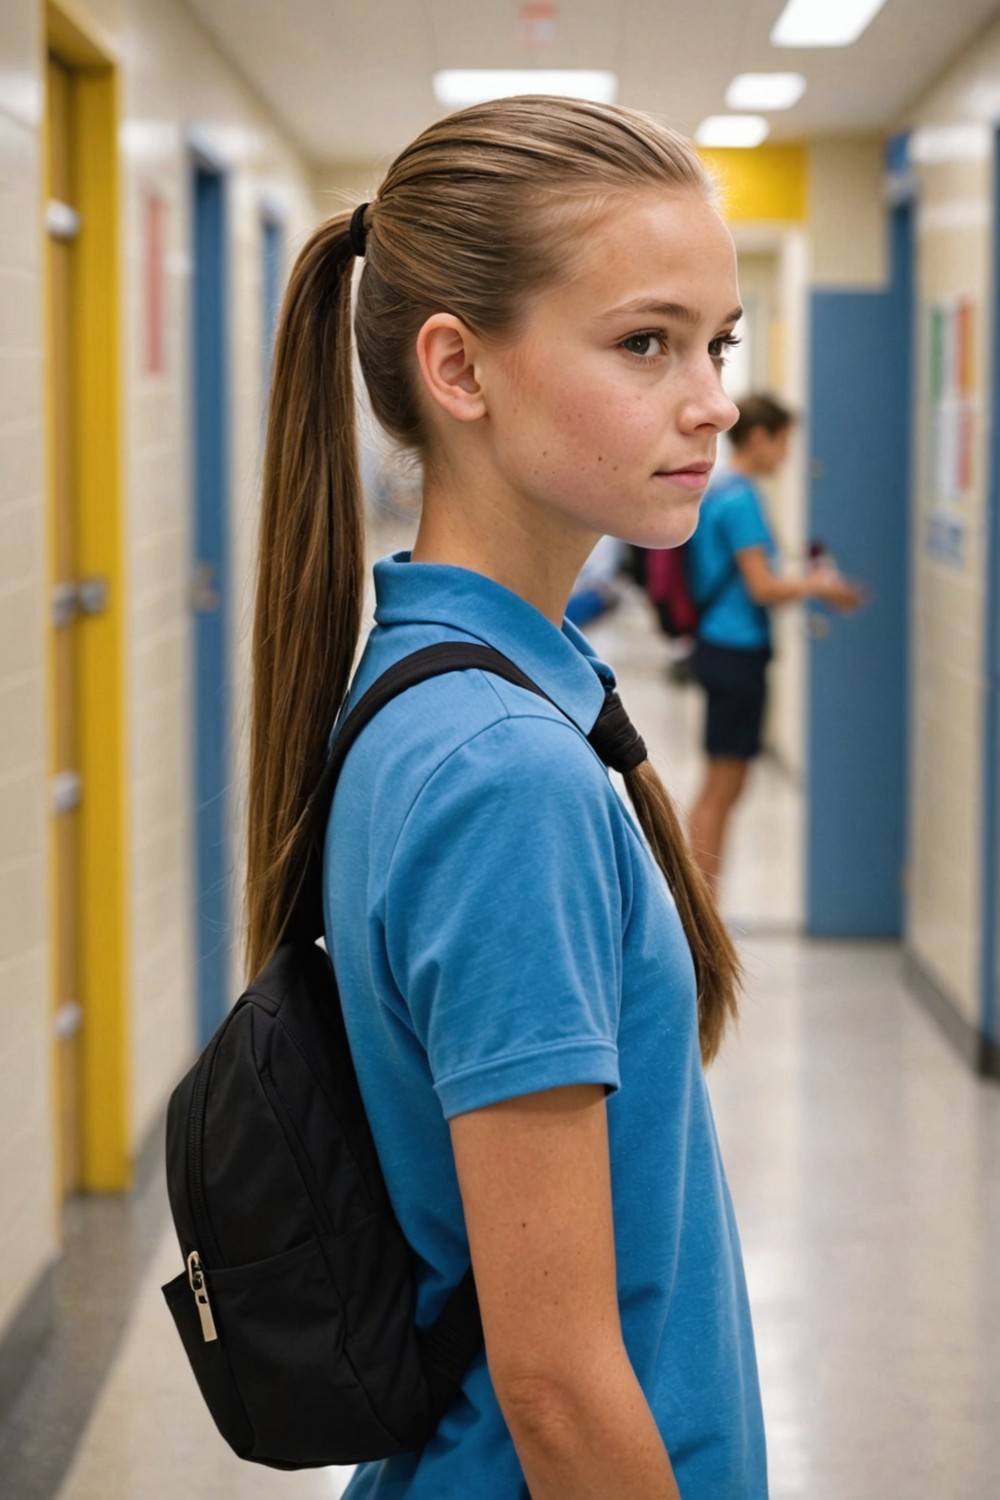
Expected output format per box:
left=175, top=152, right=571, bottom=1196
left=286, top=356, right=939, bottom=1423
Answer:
left=190, top=560, right=221, bottom=612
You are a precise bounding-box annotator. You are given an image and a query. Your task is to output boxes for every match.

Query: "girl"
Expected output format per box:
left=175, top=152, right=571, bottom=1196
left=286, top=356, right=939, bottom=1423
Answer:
left=247, top=97, right=768, bottom=1499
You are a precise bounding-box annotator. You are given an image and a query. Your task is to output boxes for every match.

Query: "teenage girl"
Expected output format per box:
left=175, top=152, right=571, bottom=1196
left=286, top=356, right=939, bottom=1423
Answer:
left=686, top=394, right=866, bottom=893
left=247, top=97, right=768, bottom=1500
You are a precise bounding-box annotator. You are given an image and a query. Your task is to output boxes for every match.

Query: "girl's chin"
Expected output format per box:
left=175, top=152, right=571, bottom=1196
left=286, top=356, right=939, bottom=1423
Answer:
left=620, top=517, right=701, bottom=552
left=577, top=494, right=703, bottom=552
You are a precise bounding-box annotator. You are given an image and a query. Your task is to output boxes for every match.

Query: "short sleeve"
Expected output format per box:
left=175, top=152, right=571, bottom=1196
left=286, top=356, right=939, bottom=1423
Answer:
left=717, top=481, right=772, bottom=555
left=383, top=714, right=625, bottom=1120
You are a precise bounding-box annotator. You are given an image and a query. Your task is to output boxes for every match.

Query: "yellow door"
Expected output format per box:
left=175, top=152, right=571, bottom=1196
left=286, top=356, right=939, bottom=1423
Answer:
left=46, top=51, right=83, bottom=1198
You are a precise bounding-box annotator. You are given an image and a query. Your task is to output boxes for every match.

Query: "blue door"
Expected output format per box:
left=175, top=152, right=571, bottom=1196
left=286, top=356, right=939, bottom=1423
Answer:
left=806, top=188, right=914, bottom=936
left=262, top=212, right=283, bottom=395
left=191, top=161, right=231, bottom=1043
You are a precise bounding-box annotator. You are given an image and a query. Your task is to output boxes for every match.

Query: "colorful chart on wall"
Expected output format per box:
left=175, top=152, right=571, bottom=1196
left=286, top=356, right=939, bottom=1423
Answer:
left=926, top=297, right=977, bottom=567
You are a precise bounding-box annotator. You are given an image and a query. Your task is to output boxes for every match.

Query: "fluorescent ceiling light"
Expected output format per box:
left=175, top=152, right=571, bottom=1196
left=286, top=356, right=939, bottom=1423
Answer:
left=433, top=70, right=618, bottom=109
left=771, top=0, right=888, bottom=47
left=696, top=115, right=770, bottom=148
left=726, top=73, right=806, bottom=111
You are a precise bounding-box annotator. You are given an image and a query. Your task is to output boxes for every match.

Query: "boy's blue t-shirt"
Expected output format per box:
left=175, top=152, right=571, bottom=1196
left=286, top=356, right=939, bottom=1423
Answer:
left=686, top=470, right=779, bottom=651
left=323, top=553, right=768, bottom=1499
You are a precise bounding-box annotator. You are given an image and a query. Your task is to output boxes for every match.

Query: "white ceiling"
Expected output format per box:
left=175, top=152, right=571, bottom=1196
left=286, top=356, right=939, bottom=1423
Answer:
left=183, top=0, right=1000, bottom=167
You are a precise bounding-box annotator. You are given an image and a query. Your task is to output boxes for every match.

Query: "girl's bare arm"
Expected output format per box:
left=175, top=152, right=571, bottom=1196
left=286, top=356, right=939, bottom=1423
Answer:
left=449, top=1085, right=681, bottom=1500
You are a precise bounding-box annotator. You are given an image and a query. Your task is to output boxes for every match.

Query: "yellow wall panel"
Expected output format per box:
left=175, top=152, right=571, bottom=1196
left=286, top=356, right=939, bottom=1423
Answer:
left=47, top=1, right=131, bottom=1192
left=699, top=144, right=807, bottom=223
left=73, top=63, right=132, bottom=1191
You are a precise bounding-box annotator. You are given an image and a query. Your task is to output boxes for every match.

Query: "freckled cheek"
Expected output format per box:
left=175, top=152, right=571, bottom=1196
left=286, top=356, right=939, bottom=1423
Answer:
left=546, top=381, right=623, bottom=440
left=576, top=405, right=649, bottom=471
left=518, top=391, right=591, bottom=474
left=510, top=366, right=653, bottom=481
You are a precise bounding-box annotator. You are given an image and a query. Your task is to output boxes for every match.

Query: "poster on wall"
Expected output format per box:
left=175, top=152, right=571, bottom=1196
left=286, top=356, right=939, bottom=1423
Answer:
left=144, top=190, right=166, bottom=376
left=926, top=296, right=976, bottom=567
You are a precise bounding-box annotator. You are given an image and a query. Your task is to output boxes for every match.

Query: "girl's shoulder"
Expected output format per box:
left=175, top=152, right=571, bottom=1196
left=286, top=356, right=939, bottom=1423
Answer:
left=347, top=627, right=605, bottom=773
left=367, top=661, right=606, bottom=801
left=334, top=658, right=628, bottom=904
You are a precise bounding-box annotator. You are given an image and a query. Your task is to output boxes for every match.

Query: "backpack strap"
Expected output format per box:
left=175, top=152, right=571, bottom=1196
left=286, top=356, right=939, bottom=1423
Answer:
left=288, top=643, right=552, bottom=945
left=290, top=639, right=650, bottom=943
left=691, top=554, right=740, bottom=629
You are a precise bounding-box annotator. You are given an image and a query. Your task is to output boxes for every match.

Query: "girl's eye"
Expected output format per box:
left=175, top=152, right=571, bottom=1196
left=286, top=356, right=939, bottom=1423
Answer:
left=620, top=331, right=666, bottom=360
left=710, top=333, right=742, bottom=364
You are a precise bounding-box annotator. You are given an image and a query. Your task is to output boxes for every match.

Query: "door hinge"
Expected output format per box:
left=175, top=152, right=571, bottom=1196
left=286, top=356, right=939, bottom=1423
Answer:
left=52, top=770, right=82, bottom=816
left=52, top=582, right=79, bottom=629
left=47, top=200, right=81, bottom=242
left=77, top=576, right=110, bottom=616
left=52, top=577, right=110, bottom=627
left=54, top=1001, right=83, bottom=1040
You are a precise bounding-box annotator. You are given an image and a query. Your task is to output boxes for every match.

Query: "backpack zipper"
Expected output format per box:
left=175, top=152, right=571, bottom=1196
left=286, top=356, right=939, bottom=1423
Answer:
left=187, top=1025, right=228, bottom=1269
left=183, top=1029, right=231, bottom=1343
left=187, top=1250, right=218, bottom=1342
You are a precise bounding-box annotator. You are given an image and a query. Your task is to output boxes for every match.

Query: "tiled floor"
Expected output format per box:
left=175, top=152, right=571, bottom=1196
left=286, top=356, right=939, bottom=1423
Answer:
left=10, top=561, right=1000, bottom=1499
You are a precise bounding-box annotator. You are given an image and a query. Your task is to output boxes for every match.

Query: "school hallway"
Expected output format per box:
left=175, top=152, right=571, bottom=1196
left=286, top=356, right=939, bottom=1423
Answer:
left=9, top=4, right=1000, bottom=1494
left=0, top=580, right=996, bottom=1500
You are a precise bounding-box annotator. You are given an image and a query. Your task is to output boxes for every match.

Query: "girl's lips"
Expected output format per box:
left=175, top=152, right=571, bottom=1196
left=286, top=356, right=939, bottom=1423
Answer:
left=656, top=468, right=713, bottom=492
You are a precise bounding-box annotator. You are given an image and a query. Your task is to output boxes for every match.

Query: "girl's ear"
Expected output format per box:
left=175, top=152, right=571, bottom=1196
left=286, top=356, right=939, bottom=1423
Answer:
left=415, top=313, right=488, bottom=424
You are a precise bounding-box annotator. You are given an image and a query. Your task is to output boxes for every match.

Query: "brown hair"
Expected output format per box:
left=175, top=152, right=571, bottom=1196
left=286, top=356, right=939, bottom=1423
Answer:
left=247, top=96, right=740, bottom=1064
left=730, top=391, right=795, bottom=448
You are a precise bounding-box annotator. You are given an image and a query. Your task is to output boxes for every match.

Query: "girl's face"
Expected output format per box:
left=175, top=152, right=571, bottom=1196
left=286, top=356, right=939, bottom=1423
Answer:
left=482, top=189, right=742, bottom=551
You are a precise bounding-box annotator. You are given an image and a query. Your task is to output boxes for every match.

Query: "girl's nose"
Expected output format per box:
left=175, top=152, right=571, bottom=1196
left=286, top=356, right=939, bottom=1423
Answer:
left=681, top=374, right=739, bottom=435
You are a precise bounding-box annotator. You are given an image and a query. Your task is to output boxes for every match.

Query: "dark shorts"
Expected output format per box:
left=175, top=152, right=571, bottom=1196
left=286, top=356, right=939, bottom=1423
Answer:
left=691, top=640, right=771, bottom=761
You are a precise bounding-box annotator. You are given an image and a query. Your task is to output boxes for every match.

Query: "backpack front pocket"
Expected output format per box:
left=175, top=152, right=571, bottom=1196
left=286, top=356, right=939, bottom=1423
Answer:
left=163, top=1229, right=408, bottom=1469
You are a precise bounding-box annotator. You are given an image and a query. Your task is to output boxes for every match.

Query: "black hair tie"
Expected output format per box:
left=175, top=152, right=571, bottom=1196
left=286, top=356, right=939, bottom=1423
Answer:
left=348, top=201, right=369, bottom=258
left=587, top=686, right=648, bottom=775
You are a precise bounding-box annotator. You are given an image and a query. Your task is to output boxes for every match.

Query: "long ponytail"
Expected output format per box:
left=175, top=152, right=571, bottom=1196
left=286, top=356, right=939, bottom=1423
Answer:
left=623, top=760, right=740, bottom=1065
left=245, top=213, right=364, bottom=980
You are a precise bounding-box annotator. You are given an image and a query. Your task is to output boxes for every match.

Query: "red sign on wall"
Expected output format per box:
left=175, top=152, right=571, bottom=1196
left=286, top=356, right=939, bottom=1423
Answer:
left=144, top=192, right=166, bottom=375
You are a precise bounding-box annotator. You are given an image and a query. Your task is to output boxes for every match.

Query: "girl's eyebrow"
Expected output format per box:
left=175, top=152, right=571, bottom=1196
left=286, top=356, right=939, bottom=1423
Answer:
left=599, top=298, right=743, bottom=327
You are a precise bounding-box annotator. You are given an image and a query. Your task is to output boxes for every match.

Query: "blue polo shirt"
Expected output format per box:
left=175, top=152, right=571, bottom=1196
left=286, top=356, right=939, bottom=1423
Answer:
left=324, top=553, right=767, bottom=1499
left=686, top=471, right=779, bottom=651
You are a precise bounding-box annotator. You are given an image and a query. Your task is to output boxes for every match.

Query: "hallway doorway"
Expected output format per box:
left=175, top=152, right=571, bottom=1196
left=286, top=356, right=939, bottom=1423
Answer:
left=44, top=5, right=130, bottom=1194
left=805, top=187, right=915, bottom=936
left=190, top=155, right=232, bottom=1046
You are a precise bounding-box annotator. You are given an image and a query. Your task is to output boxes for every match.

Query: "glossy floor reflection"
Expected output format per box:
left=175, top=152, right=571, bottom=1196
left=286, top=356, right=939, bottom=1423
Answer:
left=43, top=574, right=1000, bottom=1499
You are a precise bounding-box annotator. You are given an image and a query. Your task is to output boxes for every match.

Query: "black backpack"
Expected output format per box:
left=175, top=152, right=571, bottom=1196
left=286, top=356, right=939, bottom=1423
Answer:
left=161, top=642, right=580, bottom=1471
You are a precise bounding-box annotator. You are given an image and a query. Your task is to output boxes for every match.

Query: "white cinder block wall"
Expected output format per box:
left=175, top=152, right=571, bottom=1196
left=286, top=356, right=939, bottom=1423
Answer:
left=901, top=21, right=1000, bottom=1030
left=0, top=0, right=317, bottom=1344
left=0, top=0, right=57, bottom=1341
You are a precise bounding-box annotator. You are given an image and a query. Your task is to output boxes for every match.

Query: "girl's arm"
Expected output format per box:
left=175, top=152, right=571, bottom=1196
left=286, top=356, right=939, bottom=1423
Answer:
left=736, top=544, right=865, bottom=611
left=449, top=1085, right=681, bottom=1500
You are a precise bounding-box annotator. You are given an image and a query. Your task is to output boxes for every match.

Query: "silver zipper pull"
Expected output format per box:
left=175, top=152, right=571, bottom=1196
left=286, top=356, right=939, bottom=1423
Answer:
left=187, top=1250, right=218, bottom=1343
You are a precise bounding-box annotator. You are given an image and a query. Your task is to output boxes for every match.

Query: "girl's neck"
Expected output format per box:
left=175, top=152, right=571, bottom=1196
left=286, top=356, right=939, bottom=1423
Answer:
left=412, top=477, right=598, bottom=627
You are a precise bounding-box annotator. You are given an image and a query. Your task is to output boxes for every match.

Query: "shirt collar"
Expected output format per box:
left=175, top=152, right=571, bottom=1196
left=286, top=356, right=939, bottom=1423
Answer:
left=372, top=552, right=613, bottom=735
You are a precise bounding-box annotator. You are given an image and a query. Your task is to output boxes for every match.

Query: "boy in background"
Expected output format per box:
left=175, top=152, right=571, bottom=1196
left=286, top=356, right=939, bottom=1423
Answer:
left=686, top=394, right=865, bottom=894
